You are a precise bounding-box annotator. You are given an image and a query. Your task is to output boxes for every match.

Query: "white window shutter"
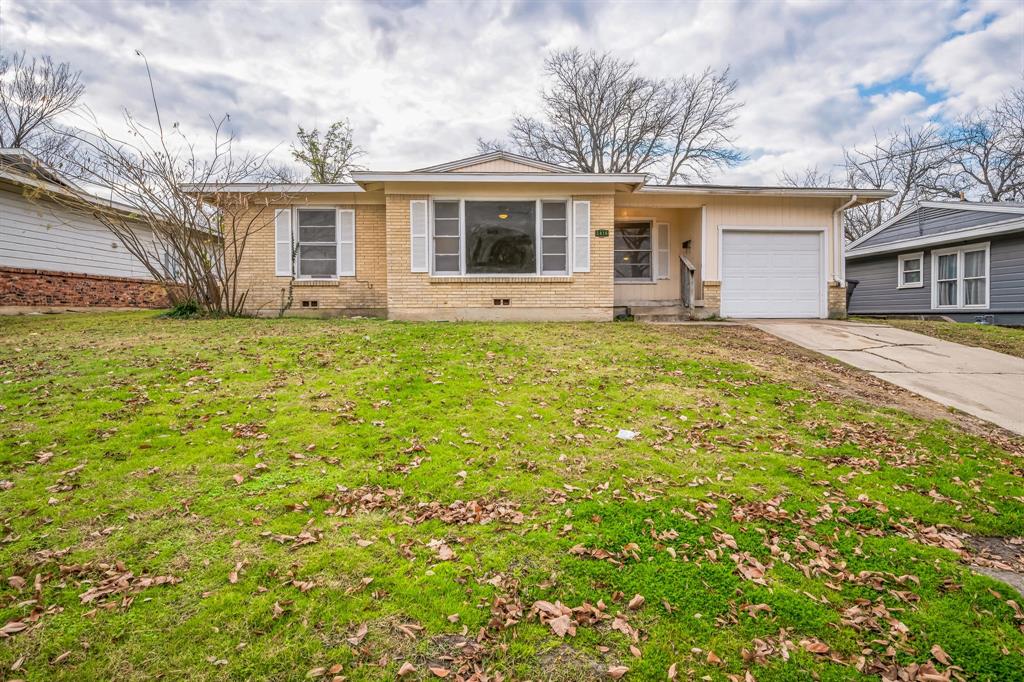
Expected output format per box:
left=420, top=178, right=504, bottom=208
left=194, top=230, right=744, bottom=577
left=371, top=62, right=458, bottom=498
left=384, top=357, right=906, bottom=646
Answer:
left=656, top=222, right=670, bottom=280
left=572, top=200, right=590, bottom=273
left=410, top=200, right=428, bottom=273
left=337, top=209, right=355, bottom=276
left=275, top=208, right=292, bottom=276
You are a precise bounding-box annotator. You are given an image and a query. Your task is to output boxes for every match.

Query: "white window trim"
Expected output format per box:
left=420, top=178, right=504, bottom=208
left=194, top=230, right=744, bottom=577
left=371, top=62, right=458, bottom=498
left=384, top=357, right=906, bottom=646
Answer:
left=614, top=219, right=656, bottom=283
left=292, top=206, right=344, bottom=280
left=896, top=251, right=924, bottom=289
left=930, top=241, right=990, bottom=310
left=427, top=197, right=573, bottom=278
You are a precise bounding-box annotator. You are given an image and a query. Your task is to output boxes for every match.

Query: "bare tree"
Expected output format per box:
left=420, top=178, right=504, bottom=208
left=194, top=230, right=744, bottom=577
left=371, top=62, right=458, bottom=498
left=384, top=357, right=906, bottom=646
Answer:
left=934, top=89, right=1024, bottom=201
left=290, top=119, right=364, bottom=182
left=31, top=53, right=294, bottom=315
left=0, top=51, right=85, bottom=168
left=663, top=67, right=744, bottom=183
left=492, top=49, right=744, bottom=179
left=781, top=125, right=951, bottom=240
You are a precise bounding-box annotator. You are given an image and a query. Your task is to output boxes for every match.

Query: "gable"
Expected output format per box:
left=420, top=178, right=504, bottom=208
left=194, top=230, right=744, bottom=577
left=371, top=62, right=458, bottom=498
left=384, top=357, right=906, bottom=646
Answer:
left=450, top=158, right=555, bottom=173
left=856, top=205, right=1024, bottom=250
left=414, top=151, right=572, bottom=174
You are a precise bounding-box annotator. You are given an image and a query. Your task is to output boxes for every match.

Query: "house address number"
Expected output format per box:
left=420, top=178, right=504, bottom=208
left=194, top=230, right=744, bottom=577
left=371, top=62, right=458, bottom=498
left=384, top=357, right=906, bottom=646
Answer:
left=594, top=229, right=610, bottom=237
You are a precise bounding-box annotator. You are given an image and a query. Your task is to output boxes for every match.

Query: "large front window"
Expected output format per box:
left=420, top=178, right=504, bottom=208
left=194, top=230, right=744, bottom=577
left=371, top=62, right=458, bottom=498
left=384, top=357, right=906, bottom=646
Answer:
left=296, top=208, right=337, bottom=278
left=431, top=199, right=569, bottom=276
left=932, top=242, right=988, bottom=309
left=614, top=222, right=653, bottom=281
left=466, top=201, right=536, bottom=274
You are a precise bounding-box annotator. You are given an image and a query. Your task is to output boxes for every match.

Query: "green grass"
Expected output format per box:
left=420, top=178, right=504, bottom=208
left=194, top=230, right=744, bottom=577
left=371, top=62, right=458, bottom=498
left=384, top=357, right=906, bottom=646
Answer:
left=1, top=312, right=1023, bottom=681
left=859, top=318, right=1024, bottom=359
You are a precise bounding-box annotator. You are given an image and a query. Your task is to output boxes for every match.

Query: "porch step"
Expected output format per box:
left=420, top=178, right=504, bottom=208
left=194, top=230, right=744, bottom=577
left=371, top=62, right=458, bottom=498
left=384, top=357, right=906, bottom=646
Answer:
left=630, top=305, right=692, bottom=323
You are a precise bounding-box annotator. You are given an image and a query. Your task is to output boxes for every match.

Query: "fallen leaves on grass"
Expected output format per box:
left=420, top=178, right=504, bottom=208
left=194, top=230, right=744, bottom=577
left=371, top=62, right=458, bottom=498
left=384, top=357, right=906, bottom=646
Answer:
left=77, top=562, right=180, bottom=606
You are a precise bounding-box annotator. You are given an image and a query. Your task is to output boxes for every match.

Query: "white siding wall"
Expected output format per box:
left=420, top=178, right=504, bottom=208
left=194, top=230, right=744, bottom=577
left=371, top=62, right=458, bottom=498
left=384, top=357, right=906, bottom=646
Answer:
left=0, top=186, right=155, bottom=279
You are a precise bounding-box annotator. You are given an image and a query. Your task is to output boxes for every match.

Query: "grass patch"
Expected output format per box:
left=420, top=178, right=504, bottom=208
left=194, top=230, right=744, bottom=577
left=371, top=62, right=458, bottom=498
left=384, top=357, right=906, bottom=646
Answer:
left=1, top=312, right=1023, bottom=681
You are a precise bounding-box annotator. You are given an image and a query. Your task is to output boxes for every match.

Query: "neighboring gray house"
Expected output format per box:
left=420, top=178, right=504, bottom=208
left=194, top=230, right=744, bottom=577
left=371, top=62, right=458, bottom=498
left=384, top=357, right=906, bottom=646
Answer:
left=845, top=201, right=1024, bottom=325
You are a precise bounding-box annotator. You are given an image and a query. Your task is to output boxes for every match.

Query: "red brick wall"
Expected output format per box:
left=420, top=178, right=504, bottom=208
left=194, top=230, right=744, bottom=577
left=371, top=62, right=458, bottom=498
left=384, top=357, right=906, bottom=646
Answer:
left=0, top=267, right=170, bottom=308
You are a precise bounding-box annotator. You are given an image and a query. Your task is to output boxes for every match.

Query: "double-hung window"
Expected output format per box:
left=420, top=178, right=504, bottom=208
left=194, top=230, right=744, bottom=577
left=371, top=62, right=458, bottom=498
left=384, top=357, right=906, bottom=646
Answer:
left=897, top=252, right=923, bottom=288
left=614, top=222, right=653, bottom=281
left=296, top=208, right=337, bottom=278
left=431, top=199, right=570, bottom=276
left=931, top=242, right=989, bottom=309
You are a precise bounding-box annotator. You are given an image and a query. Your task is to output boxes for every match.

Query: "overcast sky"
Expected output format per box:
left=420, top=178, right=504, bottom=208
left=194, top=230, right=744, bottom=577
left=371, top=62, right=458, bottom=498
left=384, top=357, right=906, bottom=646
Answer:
left=3, top=0, right=1022, bottom=184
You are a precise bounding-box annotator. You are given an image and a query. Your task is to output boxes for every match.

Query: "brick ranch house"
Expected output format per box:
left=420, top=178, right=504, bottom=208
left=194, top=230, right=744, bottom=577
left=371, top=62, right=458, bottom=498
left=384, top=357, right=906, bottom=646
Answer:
left=191, top=152, right=891, bottom=321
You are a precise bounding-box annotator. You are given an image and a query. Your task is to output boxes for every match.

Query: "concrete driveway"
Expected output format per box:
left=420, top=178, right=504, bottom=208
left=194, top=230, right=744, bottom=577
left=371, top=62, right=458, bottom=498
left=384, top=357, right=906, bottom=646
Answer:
left=752, top=320, right=1024, bottom=435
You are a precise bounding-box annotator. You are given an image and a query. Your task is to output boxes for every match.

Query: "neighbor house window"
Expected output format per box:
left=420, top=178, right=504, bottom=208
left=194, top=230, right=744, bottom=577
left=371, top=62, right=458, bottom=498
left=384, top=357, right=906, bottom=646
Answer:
left=296, top=208, right=337, bottom=278
left=614, top=222, right=653, bottom=281
left=931, top=242, right=989, bottom=309
left=897, top=251, right=923, bottom=288
left=430, top=199, right=569, bottom=276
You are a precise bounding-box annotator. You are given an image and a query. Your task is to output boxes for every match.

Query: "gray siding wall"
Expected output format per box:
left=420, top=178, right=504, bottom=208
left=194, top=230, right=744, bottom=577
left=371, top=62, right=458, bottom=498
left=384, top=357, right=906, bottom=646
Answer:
left=858, top=206, right=1020, bottom=249
left=847, top=232, right=1024, bottom=315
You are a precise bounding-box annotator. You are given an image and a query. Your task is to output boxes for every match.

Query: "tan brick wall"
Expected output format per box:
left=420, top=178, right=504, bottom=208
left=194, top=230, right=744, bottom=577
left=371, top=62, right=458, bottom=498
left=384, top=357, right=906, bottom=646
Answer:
left=384, top=194, right=616, bottom=321
left=699, top=281, right=721, bottom=319
left=828, top=282, right=847, bottom=319
left=230, top=203, right=387, bottom=317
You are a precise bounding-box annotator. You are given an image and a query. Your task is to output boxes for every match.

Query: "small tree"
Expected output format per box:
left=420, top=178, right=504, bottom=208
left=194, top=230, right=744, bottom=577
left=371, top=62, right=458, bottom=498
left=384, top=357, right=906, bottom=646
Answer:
left=33, top=52, right=296, bottom=315
left=0, top=51, right=85, bottom=169
left=290, top=120, right=364, bottom=182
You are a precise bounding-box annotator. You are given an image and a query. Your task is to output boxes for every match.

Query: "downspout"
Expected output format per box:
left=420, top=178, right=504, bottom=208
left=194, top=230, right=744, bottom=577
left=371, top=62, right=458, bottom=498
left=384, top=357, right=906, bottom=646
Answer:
left=834, top=194, right=858, bottom=285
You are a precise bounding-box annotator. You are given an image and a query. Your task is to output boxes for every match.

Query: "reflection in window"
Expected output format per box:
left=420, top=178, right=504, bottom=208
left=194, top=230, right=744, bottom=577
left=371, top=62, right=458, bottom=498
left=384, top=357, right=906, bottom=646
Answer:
left=465, top=201, right=536, bottom=275
left=614, top=222, right=652, bottom=281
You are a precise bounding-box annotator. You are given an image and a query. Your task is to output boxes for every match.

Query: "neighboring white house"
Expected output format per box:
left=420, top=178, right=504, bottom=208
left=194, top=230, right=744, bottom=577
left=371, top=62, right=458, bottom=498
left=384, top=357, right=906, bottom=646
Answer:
left=0, top=148, right=169, bottom=310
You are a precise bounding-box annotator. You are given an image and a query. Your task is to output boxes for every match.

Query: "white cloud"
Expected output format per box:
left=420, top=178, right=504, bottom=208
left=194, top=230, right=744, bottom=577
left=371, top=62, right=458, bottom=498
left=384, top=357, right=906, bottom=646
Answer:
left=4, top=0, right=1021, bottom=184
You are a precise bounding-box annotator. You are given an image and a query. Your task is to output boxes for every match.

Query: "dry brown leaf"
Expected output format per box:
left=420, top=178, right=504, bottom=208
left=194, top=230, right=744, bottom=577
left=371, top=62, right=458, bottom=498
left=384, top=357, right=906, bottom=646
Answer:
left=629, top=645, right=642, bottom=658
left=628, top=594, right=645, bottom=610
left=931, top=643, right=952, bottom=665
left=707, top=651, right=722, bottom=665
left=346, top=622, right=368, bottom=646
left=548, top=614, right=575, bottom=638
left=608, top=665, right=629, bottom=679
left=397, top=661, right=416, bottom=676
left=667, top=662, right=678, bottom=679
left=429, top=667, right=450, bottom=678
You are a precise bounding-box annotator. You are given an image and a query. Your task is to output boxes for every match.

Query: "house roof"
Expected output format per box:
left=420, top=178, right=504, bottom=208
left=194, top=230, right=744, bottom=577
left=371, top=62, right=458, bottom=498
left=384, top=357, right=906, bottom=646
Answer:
left=413, top=150, right=575, bottom=173
left=847, top=200, right=1024, bottom=258
left=183, top=151, right=893, bottom=204
left=0, top=147, right=82, bottom=191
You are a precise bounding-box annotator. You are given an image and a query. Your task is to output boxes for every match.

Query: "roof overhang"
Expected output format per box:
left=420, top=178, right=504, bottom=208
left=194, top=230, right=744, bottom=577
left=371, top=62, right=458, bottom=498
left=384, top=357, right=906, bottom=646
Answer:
left=349, top=171, right=648, bottom=192
left=846, top=216, right=1024, bottom=258
left=638, top=185, right=893, bottom=204
left=181, top=182, right=365, bottom=195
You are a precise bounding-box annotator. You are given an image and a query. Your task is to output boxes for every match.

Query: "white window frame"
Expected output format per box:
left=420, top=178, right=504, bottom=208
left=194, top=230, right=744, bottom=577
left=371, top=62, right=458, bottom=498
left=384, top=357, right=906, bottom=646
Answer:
left=930, top=241, right=990, bottom=310
left=896, top=251, right=924, bottom=289
left=294, top=206, right=341, bottom=280
left=428, top=197, right=572, bottom=277
left=613, top=220, right=655, bottom=283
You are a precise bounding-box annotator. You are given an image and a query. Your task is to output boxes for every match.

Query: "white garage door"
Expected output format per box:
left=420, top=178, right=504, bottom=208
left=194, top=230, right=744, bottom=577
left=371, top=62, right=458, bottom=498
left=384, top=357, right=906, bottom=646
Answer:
left=721, top=230, right=824, bottom=318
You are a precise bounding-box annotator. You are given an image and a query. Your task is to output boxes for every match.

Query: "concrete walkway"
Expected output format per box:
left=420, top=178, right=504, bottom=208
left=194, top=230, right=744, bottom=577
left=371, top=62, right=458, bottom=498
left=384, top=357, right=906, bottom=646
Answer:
left=752, top=320, right=1024, bottom=435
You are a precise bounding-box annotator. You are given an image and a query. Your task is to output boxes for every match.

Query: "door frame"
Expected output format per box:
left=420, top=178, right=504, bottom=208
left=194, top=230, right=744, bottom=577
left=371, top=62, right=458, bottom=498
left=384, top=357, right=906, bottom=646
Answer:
left=718, top=225, right=828, bottom=319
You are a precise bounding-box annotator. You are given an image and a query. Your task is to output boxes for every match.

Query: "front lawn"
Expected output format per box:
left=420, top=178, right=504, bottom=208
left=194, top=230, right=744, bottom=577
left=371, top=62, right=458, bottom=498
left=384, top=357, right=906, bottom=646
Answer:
left=858, top=318, right=1024, bottom=359
left=1, top=313, right=1023, bottom=681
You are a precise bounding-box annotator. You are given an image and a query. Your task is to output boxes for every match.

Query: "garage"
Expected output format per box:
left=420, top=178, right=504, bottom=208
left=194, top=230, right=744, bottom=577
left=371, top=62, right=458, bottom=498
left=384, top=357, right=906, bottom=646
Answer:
left=720, top=230, right=825, bottom=318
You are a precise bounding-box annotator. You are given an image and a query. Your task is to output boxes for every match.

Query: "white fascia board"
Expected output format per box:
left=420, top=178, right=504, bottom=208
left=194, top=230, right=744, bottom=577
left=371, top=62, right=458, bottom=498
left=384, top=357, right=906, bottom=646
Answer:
left=846, top=217, right=1024, bottom=258
left=638, top=185, right=893, bottom=200
left=350, top=172, right=647, bottom=186
left=180, top=183, right=365, bottom=194
left=919, top=201, right=1024, bottom=215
